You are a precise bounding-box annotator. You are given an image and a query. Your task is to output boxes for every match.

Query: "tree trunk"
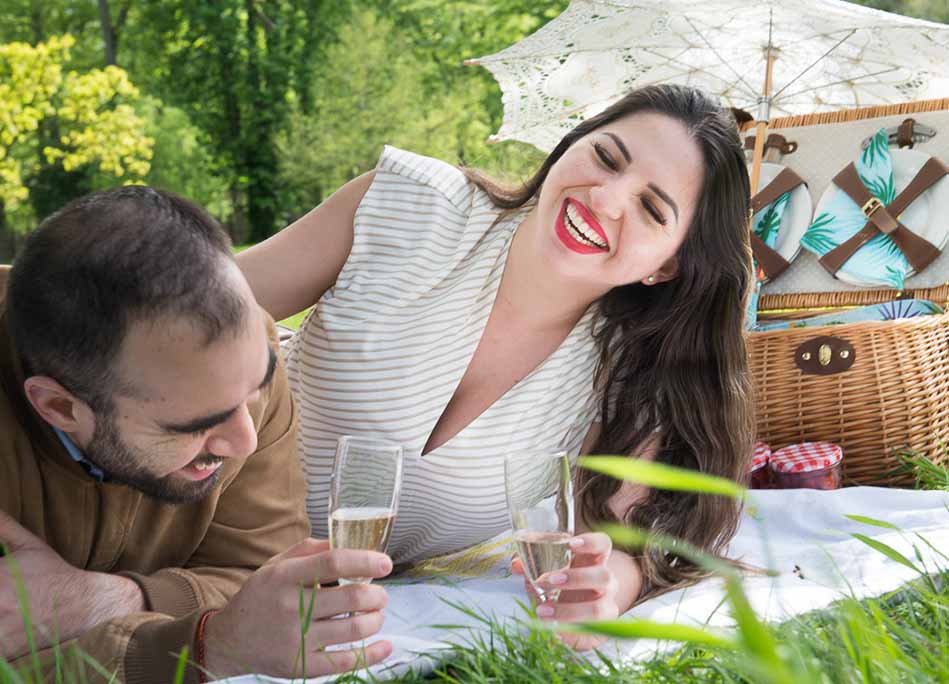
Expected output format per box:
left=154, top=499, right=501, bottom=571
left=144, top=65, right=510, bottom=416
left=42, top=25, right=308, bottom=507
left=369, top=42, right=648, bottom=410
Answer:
left=30, top=0, right=45, bottom=42
left=227, top=185, right=251, bottom=246
left=243, top=0, right=278, bottom=243
left=98, top=0, right=118, bottom=65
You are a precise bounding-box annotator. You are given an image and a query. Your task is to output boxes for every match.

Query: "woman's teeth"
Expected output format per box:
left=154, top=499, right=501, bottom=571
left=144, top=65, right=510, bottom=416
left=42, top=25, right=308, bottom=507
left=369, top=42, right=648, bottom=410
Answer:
left=565, top=203, right=608, bottom=250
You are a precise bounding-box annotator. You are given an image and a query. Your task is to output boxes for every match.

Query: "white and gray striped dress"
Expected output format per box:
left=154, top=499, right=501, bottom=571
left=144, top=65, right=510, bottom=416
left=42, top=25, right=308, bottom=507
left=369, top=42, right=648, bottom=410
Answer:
left=283, top=146, right=600, bottom=564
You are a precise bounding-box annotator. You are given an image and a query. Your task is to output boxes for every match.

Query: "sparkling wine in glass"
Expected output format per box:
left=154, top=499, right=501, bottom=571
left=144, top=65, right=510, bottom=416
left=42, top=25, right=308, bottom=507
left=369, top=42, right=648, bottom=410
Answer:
left=328, top=436, right=403, bottom=584
left=505, top=451, right=574, bottom=603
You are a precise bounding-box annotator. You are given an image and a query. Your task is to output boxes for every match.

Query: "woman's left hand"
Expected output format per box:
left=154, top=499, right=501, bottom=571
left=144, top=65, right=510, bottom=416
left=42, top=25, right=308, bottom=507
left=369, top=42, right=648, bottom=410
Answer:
left=511, top=531, right=620, bottom=651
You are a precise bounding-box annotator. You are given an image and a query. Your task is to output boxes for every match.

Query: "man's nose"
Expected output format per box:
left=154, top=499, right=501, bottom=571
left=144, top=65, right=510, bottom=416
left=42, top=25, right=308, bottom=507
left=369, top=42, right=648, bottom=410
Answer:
left=206, top=404, right=258, bottom=459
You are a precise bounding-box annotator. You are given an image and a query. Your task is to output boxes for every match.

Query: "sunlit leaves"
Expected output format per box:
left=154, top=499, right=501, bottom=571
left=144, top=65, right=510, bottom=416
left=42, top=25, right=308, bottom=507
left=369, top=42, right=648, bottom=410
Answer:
left=0, top=34, right=152, bottom=226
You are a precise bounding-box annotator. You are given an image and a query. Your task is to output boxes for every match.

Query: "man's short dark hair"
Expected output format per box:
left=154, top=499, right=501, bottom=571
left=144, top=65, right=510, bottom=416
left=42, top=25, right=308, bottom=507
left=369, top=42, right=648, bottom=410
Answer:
left=6, top=186, right=247, bottom=412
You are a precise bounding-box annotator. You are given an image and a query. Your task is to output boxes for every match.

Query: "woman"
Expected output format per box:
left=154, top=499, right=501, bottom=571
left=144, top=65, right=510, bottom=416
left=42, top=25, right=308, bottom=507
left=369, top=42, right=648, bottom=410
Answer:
left=238, top=84, right=754, bottom=648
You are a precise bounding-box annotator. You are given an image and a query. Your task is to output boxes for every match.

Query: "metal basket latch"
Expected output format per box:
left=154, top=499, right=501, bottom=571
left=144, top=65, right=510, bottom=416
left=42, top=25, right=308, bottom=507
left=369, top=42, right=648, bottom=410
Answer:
left=795, top=336, right=856, bottom=375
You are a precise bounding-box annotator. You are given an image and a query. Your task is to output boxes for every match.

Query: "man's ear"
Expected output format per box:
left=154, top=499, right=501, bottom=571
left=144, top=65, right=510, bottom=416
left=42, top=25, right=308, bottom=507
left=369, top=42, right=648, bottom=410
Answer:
left=22, top=376, right=95, bottom=437
left=643, top=254, right=679, bottom=285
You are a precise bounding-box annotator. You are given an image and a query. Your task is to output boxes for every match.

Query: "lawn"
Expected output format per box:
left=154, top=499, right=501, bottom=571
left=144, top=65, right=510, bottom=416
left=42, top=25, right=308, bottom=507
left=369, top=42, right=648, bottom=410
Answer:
left=359, top=453, right=949, bottom=684
left=370, top=569, right=949, bottom=684
left=4, top=454, right=947, bottom=684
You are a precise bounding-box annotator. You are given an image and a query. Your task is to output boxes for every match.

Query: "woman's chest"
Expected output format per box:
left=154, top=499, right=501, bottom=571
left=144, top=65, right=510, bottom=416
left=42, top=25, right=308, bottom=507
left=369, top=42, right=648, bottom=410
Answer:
left=423, top=325, right=576, bottom=454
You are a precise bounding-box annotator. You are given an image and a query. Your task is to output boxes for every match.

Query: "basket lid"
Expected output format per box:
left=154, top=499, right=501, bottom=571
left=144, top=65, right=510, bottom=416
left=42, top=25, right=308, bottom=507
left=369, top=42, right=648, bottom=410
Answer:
left=751, top=441, right=771, bottom=471
left=770, top=442, right=842, bottom=474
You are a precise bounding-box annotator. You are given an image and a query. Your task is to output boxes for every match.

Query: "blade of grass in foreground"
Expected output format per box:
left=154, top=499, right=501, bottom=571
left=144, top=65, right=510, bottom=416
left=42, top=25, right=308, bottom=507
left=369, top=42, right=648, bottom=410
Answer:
left=580, top=457, right=745, bottom=499
left=553, top=618, right=735, bottom=649
left=599, top=524, right=765, bottom=578
left=173, top=646, right=189, bottom=684
left=851, top=534, right=923, bottom=575
left=722, top=573, right=796, bottom=684
left=4, top=555, right=42, bottom=683
left=845, top=514, right=901, bottom=530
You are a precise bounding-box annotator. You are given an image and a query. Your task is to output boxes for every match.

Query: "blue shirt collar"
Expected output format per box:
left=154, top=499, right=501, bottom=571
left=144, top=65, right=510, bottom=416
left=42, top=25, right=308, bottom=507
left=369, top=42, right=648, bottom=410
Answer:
left=52, top=427, right=109, bottom=482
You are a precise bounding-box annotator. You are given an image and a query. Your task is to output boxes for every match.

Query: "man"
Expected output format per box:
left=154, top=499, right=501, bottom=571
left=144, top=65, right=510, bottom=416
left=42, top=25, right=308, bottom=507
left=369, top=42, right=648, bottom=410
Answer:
left=0, top=187, right=392, bottom=683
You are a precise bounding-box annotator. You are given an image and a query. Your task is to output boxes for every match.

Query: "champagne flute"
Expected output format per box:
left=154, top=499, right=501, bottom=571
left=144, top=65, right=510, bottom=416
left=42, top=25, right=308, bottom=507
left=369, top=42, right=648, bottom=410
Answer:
left=505, top=451, right=574, bottom=603
left=328, top=436, right=403, bottom=584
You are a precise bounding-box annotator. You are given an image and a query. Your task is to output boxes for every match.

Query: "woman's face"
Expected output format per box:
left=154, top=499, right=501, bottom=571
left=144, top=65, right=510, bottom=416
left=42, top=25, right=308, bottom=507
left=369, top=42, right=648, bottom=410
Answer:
left=531, top=111, right=705, bottom=292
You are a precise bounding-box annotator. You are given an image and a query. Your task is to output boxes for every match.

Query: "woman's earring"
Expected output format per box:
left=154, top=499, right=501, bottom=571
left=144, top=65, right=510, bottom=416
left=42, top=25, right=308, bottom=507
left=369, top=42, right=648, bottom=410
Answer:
left=646, top=275, right=656, bottom=284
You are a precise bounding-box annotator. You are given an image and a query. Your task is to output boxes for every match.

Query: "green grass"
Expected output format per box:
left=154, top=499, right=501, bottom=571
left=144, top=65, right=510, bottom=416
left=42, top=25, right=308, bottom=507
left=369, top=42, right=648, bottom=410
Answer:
left=3, top=454, right=947, bottom=683
left=353, top=569, right=949, bottom=684
left=280, top=308, right=311, bottom=331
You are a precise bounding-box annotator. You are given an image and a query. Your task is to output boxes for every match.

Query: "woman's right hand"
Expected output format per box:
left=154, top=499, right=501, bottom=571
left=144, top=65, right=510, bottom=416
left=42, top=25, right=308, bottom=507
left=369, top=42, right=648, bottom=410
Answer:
left=203, top=538, right=393, bottom=679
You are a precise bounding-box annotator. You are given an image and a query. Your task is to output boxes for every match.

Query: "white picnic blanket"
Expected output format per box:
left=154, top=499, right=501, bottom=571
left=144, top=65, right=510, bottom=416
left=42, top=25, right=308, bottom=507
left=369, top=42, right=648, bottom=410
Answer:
left=215, top=487, right=949, bottom=683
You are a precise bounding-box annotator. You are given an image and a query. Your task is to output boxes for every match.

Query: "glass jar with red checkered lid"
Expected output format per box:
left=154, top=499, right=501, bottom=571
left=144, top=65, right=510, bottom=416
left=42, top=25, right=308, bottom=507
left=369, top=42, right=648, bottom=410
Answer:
left=750, top=441, right=771, bottom=489
left=769, top=442, right=843, bottom=490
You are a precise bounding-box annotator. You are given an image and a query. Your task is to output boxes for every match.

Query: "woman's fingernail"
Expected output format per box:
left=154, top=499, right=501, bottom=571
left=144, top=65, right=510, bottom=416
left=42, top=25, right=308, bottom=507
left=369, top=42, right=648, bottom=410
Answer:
left=547, top=573, right=568, bottom=585
left=536, top=605, right=555, bottom=618
left=569, top=538, right=586, bottom=548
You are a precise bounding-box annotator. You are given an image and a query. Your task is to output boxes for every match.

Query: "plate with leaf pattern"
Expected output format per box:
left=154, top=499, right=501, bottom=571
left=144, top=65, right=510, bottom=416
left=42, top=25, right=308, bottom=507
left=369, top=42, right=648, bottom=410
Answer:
left=750, top=162, right=812, bottom=282
left=802, top=143, right=949, bottom=289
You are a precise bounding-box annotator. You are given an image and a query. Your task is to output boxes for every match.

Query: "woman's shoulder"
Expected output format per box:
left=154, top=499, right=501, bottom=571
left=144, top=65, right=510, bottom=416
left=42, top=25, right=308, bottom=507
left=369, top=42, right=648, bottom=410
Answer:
left=373, top=145, right=475, bottom=215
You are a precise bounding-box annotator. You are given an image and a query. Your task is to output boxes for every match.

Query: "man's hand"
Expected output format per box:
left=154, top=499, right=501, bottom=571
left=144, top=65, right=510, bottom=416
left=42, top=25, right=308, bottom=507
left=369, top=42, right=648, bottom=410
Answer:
left=513, top=532, right=625, bottom=651
left=0, top=510, right=145, bottom=658
left=203, top=538, right=394, bottom=679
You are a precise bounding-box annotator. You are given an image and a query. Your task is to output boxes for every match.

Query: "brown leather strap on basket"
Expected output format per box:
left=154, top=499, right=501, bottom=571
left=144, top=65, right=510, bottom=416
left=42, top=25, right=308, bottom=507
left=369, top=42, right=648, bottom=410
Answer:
left=744, top=133, right=798, bottom=156
left=751, top=167, right=806, bottom=214
left=819, top=158, right=947, bottom=276
left=897, top=118, right=915, bottom=149
left=749, top=167, right=806, bottom=280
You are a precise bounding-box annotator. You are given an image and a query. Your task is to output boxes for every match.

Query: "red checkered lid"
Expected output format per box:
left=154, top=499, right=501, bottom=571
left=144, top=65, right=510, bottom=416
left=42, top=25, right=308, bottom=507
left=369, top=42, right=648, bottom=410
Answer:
left=770, top=442, right=842, bottom=474
left=751, top=441, right=770, bottom=472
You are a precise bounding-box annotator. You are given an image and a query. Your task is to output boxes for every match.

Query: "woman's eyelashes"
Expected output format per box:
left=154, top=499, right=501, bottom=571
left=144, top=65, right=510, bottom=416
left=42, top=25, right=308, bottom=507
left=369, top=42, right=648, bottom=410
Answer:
left=593, top=141, right=618, bottom=170
left=642, top=198, right=667, bottom=226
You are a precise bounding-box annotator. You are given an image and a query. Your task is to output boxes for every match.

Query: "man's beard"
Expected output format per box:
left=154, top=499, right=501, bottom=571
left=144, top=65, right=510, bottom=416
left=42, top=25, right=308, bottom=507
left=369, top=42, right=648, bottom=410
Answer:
left=84, top=414, right=222, bottom=504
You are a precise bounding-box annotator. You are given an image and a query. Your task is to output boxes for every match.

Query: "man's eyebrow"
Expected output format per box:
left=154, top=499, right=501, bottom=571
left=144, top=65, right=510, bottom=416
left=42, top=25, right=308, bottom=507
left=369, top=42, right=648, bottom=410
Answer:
left=604, top=132, right=631, bottom=163
left=162, top=407, right=237, bottom=435
left=161, top=346, right=277, bottom=435
left=647, top=182, right=679, bottom=222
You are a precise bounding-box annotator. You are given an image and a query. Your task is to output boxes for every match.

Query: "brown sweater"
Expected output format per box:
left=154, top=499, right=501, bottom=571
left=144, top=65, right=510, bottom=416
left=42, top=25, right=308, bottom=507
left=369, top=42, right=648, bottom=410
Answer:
left=0, top=272, right=309, bottom=683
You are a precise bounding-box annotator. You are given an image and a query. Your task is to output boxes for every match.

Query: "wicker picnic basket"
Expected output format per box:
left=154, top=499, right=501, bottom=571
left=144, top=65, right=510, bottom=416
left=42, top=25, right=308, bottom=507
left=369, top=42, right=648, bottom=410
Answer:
left=743, top=98, right=949, bottom=487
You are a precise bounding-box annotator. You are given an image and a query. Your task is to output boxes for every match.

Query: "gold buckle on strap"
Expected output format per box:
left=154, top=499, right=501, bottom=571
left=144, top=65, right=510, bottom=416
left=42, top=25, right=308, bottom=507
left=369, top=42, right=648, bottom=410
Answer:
left=861, top=196, right=884, bottom=218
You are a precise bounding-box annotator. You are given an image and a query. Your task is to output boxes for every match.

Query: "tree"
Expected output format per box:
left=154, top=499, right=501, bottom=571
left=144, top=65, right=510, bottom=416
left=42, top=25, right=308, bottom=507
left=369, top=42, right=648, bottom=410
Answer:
left=0, top=0, right=103, bottom=69
left=128, top=0, right=337, bottom=243
left=851, top=0, right=949, bottom=22
left=0, top=34, right=152, bottom=255
left=276, top=3, right=562, bottom=217
left=96, top=0, right=131, bottom=66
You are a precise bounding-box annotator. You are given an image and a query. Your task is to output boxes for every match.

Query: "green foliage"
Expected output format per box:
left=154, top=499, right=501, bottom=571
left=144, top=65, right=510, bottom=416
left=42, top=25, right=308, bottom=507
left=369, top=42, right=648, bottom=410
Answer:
left=125, top=0, right=333, bottom=242
left=277, top=7, right=547, bottom=218
left=850, top=0, right=949, bottom=22
left=0, top=34, right=152, bottom=233
left=135, top=96, right=230, bottom=219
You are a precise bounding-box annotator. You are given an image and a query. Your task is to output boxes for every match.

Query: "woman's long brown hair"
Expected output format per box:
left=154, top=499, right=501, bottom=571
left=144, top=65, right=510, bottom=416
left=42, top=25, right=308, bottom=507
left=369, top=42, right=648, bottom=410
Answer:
left=465, top=84, right=754, bottom=600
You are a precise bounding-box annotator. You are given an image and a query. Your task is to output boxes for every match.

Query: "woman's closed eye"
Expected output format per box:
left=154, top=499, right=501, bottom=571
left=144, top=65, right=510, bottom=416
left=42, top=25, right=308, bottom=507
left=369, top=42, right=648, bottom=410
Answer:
left=593, top=142, right=618, bottom=171
left=642, top=197, right=667, bottom=226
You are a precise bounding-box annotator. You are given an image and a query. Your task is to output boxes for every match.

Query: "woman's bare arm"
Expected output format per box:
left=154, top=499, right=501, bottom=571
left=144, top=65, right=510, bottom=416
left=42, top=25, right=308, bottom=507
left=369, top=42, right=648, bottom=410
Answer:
left=237, top=171, right=376, bottom=322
